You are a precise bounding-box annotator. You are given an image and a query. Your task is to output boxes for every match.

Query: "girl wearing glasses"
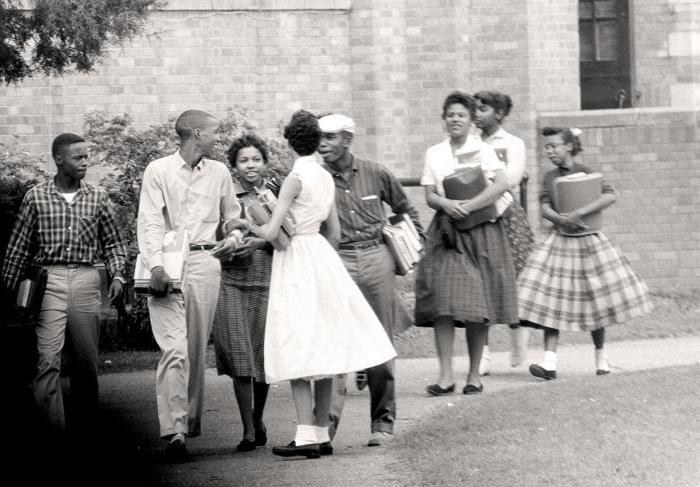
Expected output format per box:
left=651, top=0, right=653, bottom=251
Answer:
left=518, top=127, right=652, bottom=379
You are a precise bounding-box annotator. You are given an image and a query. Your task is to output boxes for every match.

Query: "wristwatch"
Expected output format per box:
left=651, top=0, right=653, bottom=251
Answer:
left=112, top=275, right=126, bottom=285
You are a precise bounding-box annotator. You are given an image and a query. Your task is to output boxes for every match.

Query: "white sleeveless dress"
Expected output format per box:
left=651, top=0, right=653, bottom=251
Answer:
left=264, top=155, right=397, bottom=383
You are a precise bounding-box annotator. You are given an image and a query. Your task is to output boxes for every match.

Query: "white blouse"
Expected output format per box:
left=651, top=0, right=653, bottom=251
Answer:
left=420, top=135, right=513, bottom=215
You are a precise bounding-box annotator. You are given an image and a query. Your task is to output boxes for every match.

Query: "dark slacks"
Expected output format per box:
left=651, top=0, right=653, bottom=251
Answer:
left=330, top=244, right=396, bottom=436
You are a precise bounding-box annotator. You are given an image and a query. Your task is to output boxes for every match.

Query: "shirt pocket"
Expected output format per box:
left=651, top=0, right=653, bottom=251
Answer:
left=79, top=215, right=98, bottom=245
left=358, top=194, right=383, bottom=223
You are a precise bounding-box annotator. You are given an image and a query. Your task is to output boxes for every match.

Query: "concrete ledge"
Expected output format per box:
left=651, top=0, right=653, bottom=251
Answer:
left=161, top=0, right=351, bottom=10
left=538, top=107, right=700, bottom=128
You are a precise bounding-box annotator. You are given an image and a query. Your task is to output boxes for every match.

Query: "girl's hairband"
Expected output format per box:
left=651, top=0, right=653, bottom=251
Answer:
left=570, top=127, right=582, bottom=137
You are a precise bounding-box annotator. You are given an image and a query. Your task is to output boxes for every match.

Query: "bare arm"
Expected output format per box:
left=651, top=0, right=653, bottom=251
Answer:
left=252, top=174, right=301, bottom=242
left=424, top=184, right=469, bottom=219
left=321, top=200, right=341, bottom=248
left=461, top=169, right=509, bottom=214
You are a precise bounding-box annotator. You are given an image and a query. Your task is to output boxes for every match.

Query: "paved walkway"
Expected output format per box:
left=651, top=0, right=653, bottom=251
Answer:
left=88, top=335, right=700, bottom=487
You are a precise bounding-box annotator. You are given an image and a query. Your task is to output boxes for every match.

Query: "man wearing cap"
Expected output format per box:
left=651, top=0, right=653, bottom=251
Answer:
left=318, top=113, right=424, bottom=447
left=137, top=109, right=242, bottom=462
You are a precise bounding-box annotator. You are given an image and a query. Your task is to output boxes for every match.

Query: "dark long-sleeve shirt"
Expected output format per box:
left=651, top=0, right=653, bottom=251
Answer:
left=2, top=178, right=127, bottom=290
left=323, top=155, right=424, bottom=245
left=540, top=162, right=615, bottom=207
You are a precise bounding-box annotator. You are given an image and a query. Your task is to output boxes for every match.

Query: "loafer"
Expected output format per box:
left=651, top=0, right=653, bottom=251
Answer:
left=164, top=437, right=188, bottom=463
left=355, top=371, right=368, bottom=391
left=255, top=425, right=267, bottom=446
left=426, top=383, right=455, bottom=396
left=367, top=431, right=394, bottom=447
left=529, top=364, right=557, bottom=380
left=319, top=441, right=333, bottom=456
left=462, top=384, right=483, bottom=395
left=236, top=439, right=256, bottom=452
left=272, top=441, right=321, bottom=459
left=596, top=369, right=610, bottom=376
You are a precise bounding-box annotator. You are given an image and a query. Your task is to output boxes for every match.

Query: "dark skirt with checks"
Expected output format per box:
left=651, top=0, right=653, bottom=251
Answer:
left=212, top=251, right=272, bottom=381
left=517, top=230, right=652, bottom=331
left=501, top=202, right=535, bottom=276
left=414, top=214, right=519, bottom=328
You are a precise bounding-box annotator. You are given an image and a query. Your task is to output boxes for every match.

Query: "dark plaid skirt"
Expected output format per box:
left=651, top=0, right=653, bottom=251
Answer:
left=501, top=202, right=535, bottom=276
left=518, top=230, right=652, bottom=331
left=414, top=214, right=519, bottom=328
left=212, top=251, right=272, bottom=381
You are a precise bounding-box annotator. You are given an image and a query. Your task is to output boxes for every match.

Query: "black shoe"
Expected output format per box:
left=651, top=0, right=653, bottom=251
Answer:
left=272, top=441, right=321, bottom=459
left=529, top=364, right=557, bottom=380
left=426, top=383, right=456, bottom=396
left=319, top=441, right=333, bottom=456
left=355, top=371, right=368, bottom=391
left=596, top=369, right=610, bottom=376
left=236, top=439, right=256, bottom=452
left=462, top=383, right=483, bottom=395
left=255, top=425, right=267, bottom=446
left=164, top=438, right=188, bottom=463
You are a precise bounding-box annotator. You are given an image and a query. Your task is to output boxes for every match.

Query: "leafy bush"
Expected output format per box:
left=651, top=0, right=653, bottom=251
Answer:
left=85, top=107, right=293, bottom=349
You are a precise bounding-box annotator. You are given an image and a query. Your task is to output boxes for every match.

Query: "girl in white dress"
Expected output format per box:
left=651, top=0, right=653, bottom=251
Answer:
left=248, top=110, right=396, bottom=459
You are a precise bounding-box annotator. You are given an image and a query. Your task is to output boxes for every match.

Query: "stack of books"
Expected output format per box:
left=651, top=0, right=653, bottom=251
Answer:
left=442, top=165, right=498, bottom=230
left=12, top=265, right=48, bottom=325
left=553, top=172, right=603, bottom=236
left=382, top=213, right=423, bottom=276
left=133, top=229, right=190, bottom=295
left=245, top=189, right=296, bottom=251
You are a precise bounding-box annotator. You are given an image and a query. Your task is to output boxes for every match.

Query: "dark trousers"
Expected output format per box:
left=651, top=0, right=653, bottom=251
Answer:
left=330, top=244, right=396, bottom=436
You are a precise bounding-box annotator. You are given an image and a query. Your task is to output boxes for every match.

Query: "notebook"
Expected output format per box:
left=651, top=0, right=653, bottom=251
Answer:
left=442, top=166, right=498, bottom=230
left=382, top=214, right=423, bottom=275
left=133, top=229, right=190, bottom=294
left=244, top=189, right=296, bottom=251
left=552, top=172, right=603, bottom=236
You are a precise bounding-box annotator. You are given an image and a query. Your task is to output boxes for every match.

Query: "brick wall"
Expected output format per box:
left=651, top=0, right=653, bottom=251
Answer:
left=536, top=108, right=700, bottom=291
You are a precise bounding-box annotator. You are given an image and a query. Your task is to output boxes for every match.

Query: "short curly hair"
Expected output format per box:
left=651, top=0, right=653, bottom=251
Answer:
left=441, top=91, right=476, bottom=119
left=474, top=90, right=513, bottom=118
left=226, top=134, right=269, bottom=168
left=542, top=127, right=583, bottom=156
left=283, top=110, right=320, bottom=156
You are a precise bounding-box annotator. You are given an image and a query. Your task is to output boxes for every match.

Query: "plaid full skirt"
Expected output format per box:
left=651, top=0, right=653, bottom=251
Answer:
left=414, top=214, right=519, bottom=328
left=517, top=230, right=652, bottom=331
left=501, top=202, right=535, bottom=276
left=212, top=251, right=272, bottom=381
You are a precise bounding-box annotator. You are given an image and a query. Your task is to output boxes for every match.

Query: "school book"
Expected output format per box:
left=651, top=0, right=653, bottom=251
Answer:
left=552, top=172, right=603, bottom=236
left=442, top=165, right=498, bottom=230
left=10, top=265, right=48, bottom=325
left=245, top=189, right=296, bottom=251
left=382, top=213, right=423, bottom=276
left=133, top=229, right=189, bottom=295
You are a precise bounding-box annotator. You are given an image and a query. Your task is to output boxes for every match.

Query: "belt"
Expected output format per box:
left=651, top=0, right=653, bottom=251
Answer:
left=189, top=244, right=217, bottom=251
left=338, top=239, right=382, bottom=250
left=46, top=263, right=93, bottom=269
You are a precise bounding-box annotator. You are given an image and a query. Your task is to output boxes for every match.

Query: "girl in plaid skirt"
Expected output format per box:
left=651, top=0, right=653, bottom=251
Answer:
left=415, top=91, right=519, bottom=396
left=474, top=90, right=536, bottom=375
left=518, top=127, right=652, bottom=380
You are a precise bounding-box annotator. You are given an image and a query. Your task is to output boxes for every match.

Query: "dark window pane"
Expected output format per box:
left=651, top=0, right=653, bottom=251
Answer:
left=595, top=0, right=617, bottom=18
left=596, top=20, right=618, bottom=61
left=579, top=0, right=594, bottom=19
left=580, top=22, right=595, bottom=61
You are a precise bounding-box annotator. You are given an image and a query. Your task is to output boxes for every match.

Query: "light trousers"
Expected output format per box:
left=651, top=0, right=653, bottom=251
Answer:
left=34, top=265, right=101, bottom=432
left=148, top=251, right=221, bottom=439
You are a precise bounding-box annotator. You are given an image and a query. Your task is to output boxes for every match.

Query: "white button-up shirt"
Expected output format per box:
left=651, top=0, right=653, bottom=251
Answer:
left=137, top=151, right=241, bottom=270
left=479, top=126, right=527, bottom=191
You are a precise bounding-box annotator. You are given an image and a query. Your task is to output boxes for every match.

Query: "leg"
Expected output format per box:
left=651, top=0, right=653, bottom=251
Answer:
left=313, top=378, right=333, bottom=428
left=529, top=327, right=559, bottom=380
left=232, top=376, right=255, bottom=442
left=327, top=374, right=346, bottom=440
left=271, top=379, right=321, bottom=459
left=64, top=267, right=102, bottom=439
left=34, top=268, right=70, bottom=432
left=591, top=328, right=610, bottom=375
left=183, top=253, right=222, bottom=437
left=465, top=322, right=487, bottom=389
left=480, top=328, right=491, bottom=376
left=252, top=380, right=270, bottom=445
left=510, top=325, right=530, bottom=367
left=433, top=316, right=455, bottom=388
left=366, top=358, right=395, bottom=434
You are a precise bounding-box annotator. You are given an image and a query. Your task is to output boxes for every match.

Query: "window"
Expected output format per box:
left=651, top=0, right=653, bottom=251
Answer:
left=579, top=0, right=631, bottom=109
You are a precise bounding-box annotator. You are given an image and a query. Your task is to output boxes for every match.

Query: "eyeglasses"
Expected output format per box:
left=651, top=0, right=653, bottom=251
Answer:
left=543, top=142, right=566, bottom=150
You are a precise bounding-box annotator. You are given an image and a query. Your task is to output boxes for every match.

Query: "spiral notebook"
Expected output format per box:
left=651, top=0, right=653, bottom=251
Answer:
left=553, top=172, right=603, bottom=236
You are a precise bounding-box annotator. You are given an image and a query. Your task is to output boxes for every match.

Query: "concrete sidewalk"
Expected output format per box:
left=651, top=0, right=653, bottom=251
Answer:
left=92, top=335, right=700, bottom=487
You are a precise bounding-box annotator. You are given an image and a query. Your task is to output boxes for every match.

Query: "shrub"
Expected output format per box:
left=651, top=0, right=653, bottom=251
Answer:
left=85, top=107, right=293, bottom=349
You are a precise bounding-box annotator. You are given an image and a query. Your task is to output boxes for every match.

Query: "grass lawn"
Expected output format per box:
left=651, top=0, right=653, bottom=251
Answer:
left=97, top=290, right=700, bottom=375
left=390, top=365, right=700, bottom=487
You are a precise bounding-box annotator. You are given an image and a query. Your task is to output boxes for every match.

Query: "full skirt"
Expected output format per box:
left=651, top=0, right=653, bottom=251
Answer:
left=518, top=230, right=652, bottom=331
left=264, top=233, right=397, bottom=383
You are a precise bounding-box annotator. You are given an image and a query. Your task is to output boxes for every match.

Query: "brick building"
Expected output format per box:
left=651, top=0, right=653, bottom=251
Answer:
left=1, top=0, right=698, bottom=290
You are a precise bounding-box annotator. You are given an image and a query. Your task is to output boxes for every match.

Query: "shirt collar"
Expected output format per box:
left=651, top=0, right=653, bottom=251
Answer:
left=47, top=177, right=91, bottom=196
left=481, top=126, right=507, bottom=142
left=175, top=150, right=206, bottom=171
left=325, top=154, right=358, bottom=177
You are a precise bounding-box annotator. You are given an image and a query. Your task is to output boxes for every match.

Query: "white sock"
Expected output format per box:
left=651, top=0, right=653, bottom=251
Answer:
left=595, top=348, right=609, bottom=371
left=314, top=426, right=330, bottom=444
left=542, top=351, right=557, bottom=370
left=170, top=433, right=185, bottom=444
left=294, top=424, right=317, bottom=446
